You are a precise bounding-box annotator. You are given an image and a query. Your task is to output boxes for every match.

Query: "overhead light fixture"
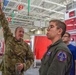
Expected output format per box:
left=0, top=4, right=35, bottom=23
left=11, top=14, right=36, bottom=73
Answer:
left=30, top=29, right=36, bottom=31
left=14, top=11, right=18, bottom=14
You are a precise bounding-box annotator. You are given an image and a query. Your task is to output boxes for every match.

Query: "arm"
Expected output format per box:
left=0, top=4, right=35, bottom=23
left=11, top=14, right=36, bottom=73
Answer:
left=47, top=50, right=72, bottom=75
left=75, top=60, right=76, bottom=75
left=23, top=44, right=34, bottom=71
left=0, top=4, right=13, bottom=43
left=73, top=47, right=76, bottom=75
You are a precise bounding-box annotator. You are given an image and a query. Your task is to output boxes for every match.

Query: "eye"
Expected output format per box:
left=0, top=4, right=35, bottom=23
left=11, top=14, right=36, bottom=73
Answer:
left=47, top=25, right=55, bottom=30
left=22, top=31, right=24, bottom=34
left=19, top=31, right=24, bottom=33
left=50, top=25, right=54, bottom=28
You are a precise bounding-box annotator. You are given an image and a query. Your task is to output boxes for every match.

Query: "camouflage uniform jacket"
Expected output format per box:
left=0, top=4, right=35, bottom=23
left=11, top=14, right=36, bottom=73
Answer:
left=0, top=13, right=34, bottom=75
left=39, top=39, right=72, bottom=75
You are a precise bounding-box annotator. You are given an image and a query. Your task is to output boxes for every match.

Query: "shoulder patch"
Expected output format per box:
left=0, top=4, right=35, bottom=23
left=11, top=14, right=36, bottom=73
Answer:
left=57, top=51, right=67, bottom=62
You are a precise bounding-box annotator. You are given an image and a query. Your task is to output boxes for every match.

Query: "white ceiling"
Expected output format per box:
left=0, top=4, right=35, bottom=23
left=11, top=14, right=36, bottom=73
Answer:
left=3, top=0, right=73, bottom=32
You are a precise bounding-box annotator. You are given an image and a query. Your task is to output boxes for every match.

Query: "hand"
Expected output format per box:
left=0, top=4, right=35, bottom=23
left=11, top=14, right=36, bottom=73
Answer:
left=0, top=3, right=4, bottom=15
left=0, top=3, right=2, bottom=9
left=0, top=3, right=2, bottom=13
left=16, top=63, right=24, bottom=71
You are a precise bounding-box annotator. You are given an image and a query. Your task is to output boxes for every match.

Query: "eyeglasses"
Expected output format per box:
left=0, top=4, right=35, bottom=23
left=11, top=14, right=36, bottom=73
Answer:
left=47, top=25, right=60, bottom=30
left=63, top=36, right=69, bottom=37
left=47, top=25, right=55, bottom=30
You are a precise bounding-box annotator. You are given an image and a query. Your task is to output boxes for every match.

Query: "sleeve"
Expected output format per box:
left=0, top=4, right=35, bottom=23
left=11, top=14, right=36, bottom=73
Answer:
left=23, top=44, right=34, bottom=71
left=73, top=46, right=76, bottom=60
left=0, top=13, right=13, bottom=43
left=47, top=49, right=72, bottom=75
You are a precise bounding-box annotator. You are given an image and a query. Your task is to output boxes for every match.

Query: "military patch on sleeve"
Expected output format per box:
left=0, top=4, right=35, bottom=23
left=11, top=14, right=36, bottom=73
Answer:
left=57, top=51, right=67, bottom=62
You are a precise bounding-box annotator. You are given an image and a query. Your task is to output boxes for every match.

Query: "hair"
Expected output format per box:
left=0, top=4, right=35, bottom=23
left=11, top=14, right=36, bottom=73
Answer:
left=49, top=19, right=66, bottom=37
left=65, top=32, right=70, bottom=37
left=15, top=27, right=23, bottom=33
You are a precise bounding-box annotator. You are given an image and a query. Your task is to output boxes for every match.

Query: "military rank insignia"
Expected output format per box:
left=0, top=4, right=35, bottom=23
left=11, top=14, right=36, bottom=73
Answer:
left=57, top=51, right=67, bottom=62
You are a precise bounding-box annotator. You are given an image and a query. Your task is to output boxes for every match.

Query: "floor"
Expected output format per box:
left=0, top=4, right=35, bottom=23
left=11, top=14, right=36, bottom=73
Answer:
left=24, top=66, right=39, bottom=75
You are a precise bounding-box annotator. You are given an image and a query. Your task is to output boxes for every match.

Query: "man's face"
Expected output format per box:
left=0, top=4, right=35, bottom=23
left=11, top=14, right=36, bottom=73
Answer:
left=46, top=22, right=61, bottom=40
left=15, top=27, right=24, bottom=40
left=62, top=33, right=70, bottom=43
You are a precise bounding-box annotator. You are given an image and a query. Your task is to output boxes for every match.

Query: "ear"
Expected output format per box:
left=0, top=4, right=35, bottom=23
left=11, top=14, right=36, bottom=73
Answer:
left=58, top=28, right=63, bottom=35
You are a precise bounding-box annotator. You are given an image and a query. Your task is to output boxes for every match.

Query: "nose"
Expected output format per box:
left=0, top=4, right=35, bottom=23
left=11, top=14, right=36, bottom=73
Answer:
left=47, top=27, right=50, bottom=31
left=20, top=31, right=24, bottom=35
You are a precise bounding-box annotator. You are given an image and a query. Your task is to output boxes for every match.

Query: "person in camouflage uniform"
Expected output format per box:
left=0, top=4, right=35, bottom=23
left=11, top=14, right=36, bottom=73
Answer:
left=0, top=4, right=34, bottom=75
left=39, top=20, right=72, bottom=75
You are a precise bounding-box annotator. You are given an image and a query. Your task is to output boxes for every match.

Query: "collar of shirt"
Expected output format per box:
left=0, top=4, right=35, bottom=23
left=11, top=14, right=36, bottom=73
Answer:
left=14, top=37, right=23, bottom=42
left=48, top=39, right=63, bottom=49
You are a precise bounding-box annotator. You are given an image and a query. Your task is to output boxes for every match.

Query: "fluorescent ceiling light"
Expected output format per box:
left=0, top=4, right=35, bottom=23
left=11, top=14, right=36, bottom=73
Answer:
left=30, top=29, right=36, bottom=31
left=14, top=11, right=18, bottom=14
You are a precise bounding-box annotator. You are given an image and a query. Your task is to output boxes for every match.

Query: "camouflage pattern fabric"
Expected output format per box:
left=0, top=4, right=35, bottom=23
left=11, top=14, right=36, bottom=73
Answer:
left=0, top=13, right=34, bottom=75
